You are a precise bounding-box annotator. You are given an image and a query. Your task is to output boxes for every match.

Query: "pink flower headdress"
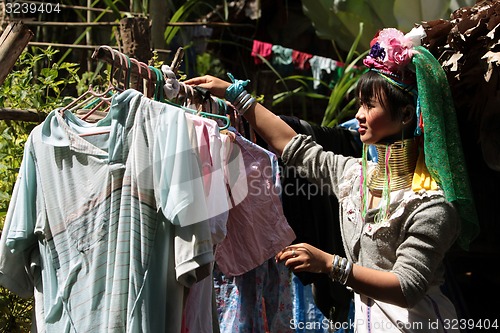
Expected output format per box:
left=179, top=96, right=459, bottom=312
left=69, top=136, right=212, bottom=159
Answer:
left=363, top=27, right=424, bottom=83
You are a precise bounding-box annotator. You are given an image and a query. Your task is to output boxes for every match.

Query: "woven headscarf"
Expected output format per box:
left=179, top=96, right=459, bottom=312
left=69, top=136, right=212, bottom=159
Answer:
left=412, top=46, right=479, bottom=249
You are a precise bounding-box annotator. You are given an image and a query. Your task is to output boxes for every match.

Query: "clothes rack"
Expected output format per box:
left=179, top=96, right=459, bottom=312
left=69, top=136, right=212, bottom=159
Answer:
left=89, top=45, right=231, bottom=129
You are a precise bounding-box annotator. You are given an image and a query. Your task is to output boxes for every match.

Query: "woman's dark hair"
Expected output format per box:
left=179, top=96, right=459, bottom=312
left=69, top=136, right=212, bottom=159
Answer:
left=355, top=70, right=416, bottom=121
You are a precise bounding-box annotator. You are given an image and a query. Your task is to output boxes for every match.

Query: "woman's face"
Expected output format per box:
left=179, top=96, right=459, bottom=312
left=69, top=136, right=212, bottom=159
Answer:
left=355, top=96, right=404, bottom=144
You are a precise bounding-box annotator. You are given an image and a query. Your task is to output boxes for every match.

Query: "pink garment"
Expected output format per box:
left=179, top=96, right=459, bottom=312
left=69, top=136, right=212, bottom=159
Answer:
left=185, top=114, right=233, bottom=245
left=292, top=50, right=313, bottom=70
left=185, top=113, right=213, bottom=196
left=251, top=40, right=273, bottom=64
left=215, top=135, right=296, bottom=276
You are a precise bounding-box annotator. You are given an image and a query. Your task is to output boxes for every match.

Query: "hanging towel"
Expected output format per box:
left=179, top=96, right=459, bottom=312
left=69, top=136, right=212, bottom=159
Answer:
left=271, top=44, right=294, bottom=75
left=292, top=50, right=313, bottom=70
left=251, top=40, right=273, bottom=64
left=309, top=55, right=339, bottom=89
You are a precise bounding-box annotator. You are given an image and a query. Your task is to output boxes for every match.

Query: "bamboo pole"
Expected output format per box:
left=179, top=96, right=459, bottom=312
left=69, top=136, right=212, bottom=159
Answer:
left=23, top=21, right=120, bottom=27
left=0, top=21, right=34, bottom=85
left=27, top=42, right=170, bottom=55
left=22, top=21, right=253, bottom=28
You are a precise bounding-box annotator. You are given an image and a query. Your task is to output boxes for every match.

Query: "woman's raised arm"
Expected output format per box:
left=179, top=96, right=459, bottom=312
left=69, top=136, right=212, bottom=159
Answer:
left=184, top=75, right=297, bottom=155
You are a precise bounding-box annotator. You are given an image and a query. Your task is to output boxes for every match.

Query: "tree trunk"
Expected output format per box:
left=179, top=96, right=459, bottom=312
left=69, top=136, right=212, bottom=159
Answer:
left=119, top=17, right=152, bottom=63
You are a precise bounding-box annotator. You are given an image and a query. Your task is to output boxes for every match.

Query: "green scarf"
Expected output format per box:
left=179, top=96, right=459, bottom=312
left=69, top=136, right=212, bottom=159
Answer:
left=412, top=46, right=479, bottom=250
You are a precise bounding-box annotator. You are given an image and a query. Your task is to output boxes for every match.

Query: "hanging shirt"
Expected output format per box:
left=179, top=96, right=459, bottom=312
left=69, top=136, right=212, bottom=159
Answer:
left=215, top=134, right=296, bottom=277
left=214, top=258, right=295, bottom=333
left=271, top=45, right=294, bottom=75
left=292, top=50, right=313, bottom=70
left=220, top=131, right=248, bottom=212
left=185, top=113, right=230, bottom=244
left=182, top=127, right=249, bottom=333
left=0, top=89, right=214, bottom=332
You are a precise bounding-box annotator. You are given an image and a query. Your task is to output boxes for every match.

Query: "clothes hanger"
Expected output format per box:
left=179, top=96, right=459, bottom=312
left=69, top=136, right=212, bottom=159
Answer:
left=74, top=46, right=130, bottom=121
left=59, top=46, right=129, bottom=136
left=59, top=84, right=114, bottom=117
left=148, top=66, right=230, bottom=130
left=149, top=66, right=164, bottom=102
left=123, top=53, right=132, bottom=90
left=183, top=83, right=197, bottom=108
left=129, top=57, right=143, bottom=92
left=113, top=49, right=131, bottom=91
left=140, top=62, right=155, bottom=98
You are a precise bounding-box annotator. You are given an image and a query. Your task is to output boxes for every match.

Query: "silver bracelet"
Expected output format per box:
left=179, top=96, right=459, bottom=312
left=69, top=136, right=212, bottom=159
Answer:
left=330, top=255, right=340, bottom=280
left=329, top=254, right=352, bottom=285
left=232, top=89, right=256, bottom=116
left=340, top=260, right=352, bottom=285
left=234, top=93, right=252, bottom=110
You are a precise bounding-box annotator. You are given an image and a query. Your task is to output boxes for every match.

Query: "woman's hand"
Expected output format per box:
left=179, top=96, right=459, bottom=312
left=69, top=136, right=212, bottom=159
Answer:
left=275, top=243, right=333, bottom=275
left=184, top=75, right=231, bottom=99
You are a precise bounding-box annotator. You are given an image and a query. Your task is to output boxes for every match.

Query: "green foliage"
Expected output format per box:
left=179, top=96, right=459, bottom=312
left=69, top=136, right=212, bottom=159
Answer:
left=321, top=23, right=368, bottom=127
left=1, top=47, right=79, bottom=112
left=301, top=0, right=476, bottom=54
left=0, top=288, right=33, bottom=333
left=195, top=52, right=226, bottom=78
left=164, top=0, right=205, bottom=45
left=0, top=122, right=30, bottom=221
left=0, top=46, right=81, bottom=220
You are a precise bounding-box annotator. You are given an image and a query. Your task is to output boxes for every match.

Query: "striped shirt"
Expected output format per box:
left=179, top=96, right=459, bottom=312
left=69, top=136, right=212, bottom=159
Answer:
left=0, top=90, right=214, bottom=332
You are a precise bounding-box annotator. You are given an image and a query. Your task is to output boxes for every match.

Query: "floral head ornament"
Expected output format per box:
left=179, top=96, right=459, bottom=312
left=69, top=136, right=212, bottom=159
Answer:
left=363, top=28, right=423, bottom=81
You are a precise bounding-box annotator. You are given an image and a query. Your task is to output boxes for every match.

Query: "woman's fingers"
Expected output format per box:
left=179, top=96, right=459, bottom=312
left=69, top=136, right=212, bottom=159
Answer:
left=184, top=77, right=208, bottom=86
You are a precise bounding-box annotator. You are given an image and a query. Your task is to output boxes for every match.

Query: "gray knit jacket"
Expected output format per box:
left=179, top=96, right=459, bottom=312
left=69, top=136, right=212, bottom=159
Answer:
left=281, top=134, right=460, bottom=307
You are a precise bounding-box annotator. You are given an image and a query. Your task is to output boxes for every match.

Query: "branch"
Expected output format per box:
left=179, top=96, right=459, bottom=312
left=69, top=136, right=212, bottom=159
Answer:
left=0, top=108, right=46, bottom=122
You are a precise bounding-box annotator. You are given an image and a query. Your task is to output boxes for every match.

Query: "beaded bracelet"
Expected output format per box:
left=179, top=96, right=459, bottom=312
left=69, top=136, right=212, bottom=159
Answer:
left=329, top=254, right=352, bottom=285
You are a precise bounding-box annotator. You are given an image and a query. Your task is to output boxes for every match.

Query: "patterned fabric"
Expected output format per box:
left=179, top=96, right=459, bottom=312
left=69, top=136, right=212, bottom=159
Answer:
left=214, top=259, right=294, bottom=333
left=291, top=275, right=329, bottom=333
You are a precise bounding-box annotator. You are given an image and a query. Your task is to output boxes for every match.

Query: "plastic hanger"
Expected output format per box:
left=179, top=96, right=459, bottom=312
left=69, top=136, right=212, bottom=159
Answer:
left=59, top=84, right=114, bottom=117
left=147, top=66, right=230, bottom=130
left=149, top=66, right=164, bottom=102
left=129, top=57, right=143, bottom=91
left=74, top=47, right=129, bottom=121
